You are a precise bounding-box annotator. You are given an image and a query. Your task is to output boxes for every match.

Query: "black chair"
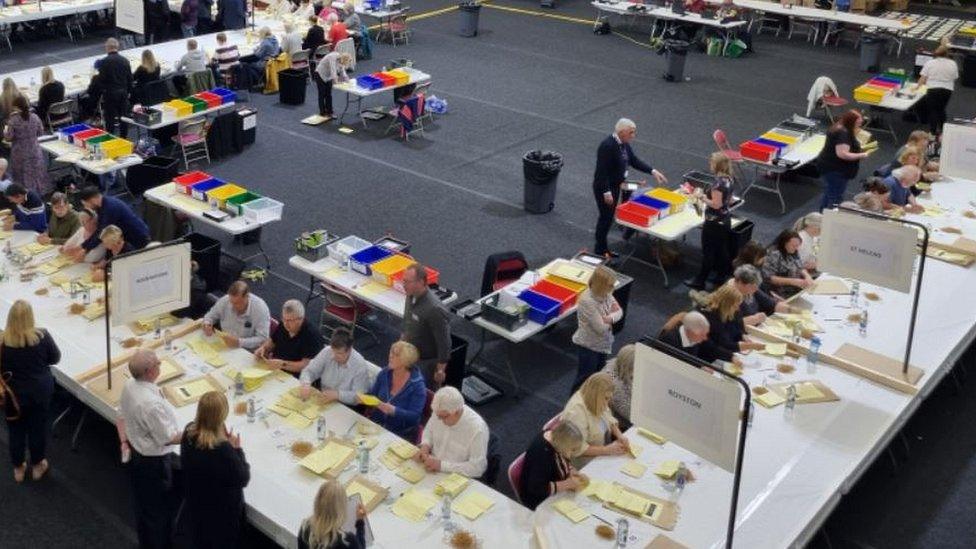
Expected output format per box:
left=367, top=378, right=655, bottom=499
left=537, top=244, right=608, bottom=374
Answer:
left=479, top=251, right=529, bottom=297
left=143, top=79, right=174, bottom=106
left=479, top=432, right=501, bottom=486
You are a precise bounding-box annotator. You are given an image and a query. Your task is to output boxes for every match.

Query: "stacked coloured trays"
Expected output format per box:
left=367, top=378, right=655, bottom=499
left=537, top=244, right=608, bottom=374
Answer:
left=162, top=88, right=237, bottom=118
left=614, top=187, right=687, bottom=228
left=740, top=124, right=810, bottom=164
left=357, top=71, right=412, bottom=91
left=853, top=75, right=903, bottom=105
left=171, top=171, right=261, bottom=216
left=54, top=124, right=134, bottom=159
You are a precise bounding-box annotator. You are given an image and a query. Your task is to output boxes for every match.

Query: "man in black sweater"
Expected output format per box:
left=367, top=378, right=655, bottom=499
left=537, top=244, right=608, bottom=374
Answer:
left=592, top=118, right=668, bottom=257
left=97, top=38, right=133, bottom=136
left=658, top=310, right=737, bottom=365
left=401, top=263, right=451, bottom=391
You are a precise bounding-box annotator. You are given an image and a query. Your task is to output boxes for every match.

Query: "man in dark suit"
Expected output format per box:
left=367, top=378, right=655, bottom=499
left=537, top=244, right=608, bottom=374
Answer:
left=592, top=118, right=668, bottom=257
left=97, top=38, right=133, bottom=136
left=658, top=310, right=738, bottom=365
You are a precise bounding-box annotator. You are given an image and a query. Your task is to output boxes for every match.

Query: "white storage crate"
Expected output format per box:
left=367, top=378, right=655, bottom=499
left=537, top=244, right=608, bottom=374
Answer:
left=326, top=235, right=371, bottom=265
left=241, top=197, right=284, bottom=224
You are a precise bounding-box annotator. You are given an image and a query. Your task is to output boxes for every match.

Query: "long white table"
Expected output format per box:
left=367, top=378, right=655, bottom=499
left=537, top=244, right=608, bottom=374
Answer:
left=121, top=101, right=238, bottom=132
left=0, top=231, right=534, bottom=549
left=144, top=182, right=279, bottom=268
left=0, top=0, right=111, bottom=25
left=38, top=136, right=144, bottom=176
left=593, top=1, right=747, bottom=48
left=855, top=85, right=927, bottom=142
left=535, top=174, right=976, bottom=548
left=334, top=68, right=431, bottom=128
left=705, top=0, right=913, bottom=33
left=740, top=132, right=826, bottom=213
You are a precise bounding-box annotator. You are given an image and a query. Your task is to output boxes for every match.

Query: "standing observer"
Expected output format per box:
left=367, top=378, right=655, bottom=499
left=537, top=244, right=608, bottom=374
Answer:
left=119, top=349, right=182, bottom=549
left=2, top=300, right=61, bottom=483
left=816, top=109, right=870, bottom=211
left=917, top=46, right=958, bottom=137
left=400, top=264, right=451, bottom=391
left=571, top=265, right=621, bottom=392
left=98, top=38, right=134, bottom=136
left=685, top=152, right=735, bottom=290
left=592, top=118, right=667, bottom=257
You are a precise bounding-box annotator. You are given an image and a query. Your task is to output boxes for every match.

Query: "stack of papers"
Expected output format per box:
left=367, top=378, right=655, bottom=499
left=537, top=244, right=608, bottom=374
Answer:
left=391, top=489, right=439, bottom=522
left=435, top=473, right=470, bottom=497
left=637, top=427, right=667, bottom=445
left=621, top=461, right=647, bottom=479
left=452, top=491, right=495, bottom=520
left=379, top=450, right=406, bottom=470
left=81, top=302, right=106, bottom=320
left=17, top=242, right=54, bottom=256
left=186, top=336, right=228, bottom=367
left=761, top=317, right=794, bottom=338
left=654, top=461, right=681, bottom=479
left=754, top=391, right=786, bottom=408
left=357, top=393, right=382, bottom=406
left=396, top=461, right=427, bottom=484
left=284, top=413, right=315, bottom=430
left=774, top=312, right=822, bottom=333
left=762, top=343, right=788, bottom=357
left=174, top=377, right=214, bottom=400
left=388, top=440, right=420, bottom=460
left=552, top=499, right=590, bottom=523
left=346, top=479, right=377, bottom=503
left=611, top=490, right=652, bottom=516
left=37, top=254, right=74, bottom=275
left=628, top=443, right=644, bottom=459
left=795, top=382, right=825, bottom=401
left=299, top=441, right=354, bottom=475
left=581, top=479, right=617, bottom=502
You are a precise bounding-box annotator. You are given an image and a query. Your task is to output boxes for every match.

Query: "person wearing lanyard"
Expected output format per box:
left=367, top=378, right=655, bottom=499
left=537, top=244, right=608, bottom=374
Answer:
left=591, top=118, right=668, bottom=258
left=685, top=152, right=735, bottom=290
left=917, top=46, right=959, bottom=137
left=202, top=280, right=271, bottom=351
left=816, top=109, right=871, bottom=211
left=118, top=350, right=182, bottom=549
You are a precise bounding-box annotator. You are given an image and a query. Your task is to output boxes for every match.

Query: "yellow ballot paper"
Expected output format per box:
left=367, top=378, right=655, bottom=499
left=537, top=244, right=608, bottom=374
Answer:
left=754, top=391, right=786, bottom=408
left=796, top=382, right=825, bottom=401
left=267, top=403, right=291, bottom=416
left=388, top=440, right=420, bottom=460
left=346, top=480, right=377, bottom=503
left=612, top=490, right=652, bottom=516
left=300, top=442, right=355, bottom=475
left=277, top=392, right=308, bottom=413
left=621, top=460, right=647, bottom=479
left=582, top=479, right=619, bottom=502
left=176, top=378, right=213, bottom=400
left=391, top=489, right=439, bottom=523
left=552, top=499, right=589, bottom=524
left=453, top=491, right=495, bottom=521
left=637, top=427, right=667, bottom=445
left=397, top=461, right=427, bottom=484
left=435, top=473, right=470, bottom=497
left=627, top=443, right=643, bottom=460
left=655, top=460, right=681, bottom=480
left=763, top=343, right=788, bottom=357
left=300, top=403, right=323, bottom=420
left=357, top=281, right=388, bottom=297
left=284, top=412, right=315, bottom=431
left=379, top=450, right=405, bottom=471
left=358, top=393, right=382, bottom=407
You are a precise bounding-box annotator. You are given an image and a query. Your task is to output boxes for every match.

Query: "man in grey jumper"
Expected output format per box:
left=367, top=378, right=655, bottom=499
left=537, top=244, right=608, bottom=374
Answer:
left=401, top=264, right=451, bottom=391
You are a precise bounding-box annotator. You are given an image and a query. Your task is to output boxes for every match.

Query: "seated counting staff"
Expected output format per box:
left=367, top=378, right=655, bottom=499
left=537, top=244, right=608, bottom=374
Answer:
left=732, top=264, right=789, bottom=326
left=78, top=186, right=150, bottom=250
left=255, top=299, right=323, bottom=375
left=61, top=209, right=105, bottom=264
left=91, top=225, right=134, bottom=282
left=561, top=372, right=630, bottom=460
left=203, top=280, right=271, bottom=351
left=761, top=229, right=814, bottom=299
left=416, top=387, right=490, bottom=477
left=882, top=165, right=924, bottom=213
left=299, top=328, right=371, bottom=405
left=361, top=341, right=426, bottom=442
left=658, top=310, right=735, bottom=364
left=37, top=192, right=80, bottom=245
left=3, top=183, right=47, bottom=233
left=697, top=284, right=764, bottom=357
left=519, top=421, right=586, bottom=511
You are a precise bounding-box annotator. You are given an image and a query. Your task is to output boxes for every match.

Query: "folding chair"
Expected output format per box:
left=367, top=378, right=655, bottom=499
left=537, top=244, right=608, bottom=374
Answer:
left=46, top=99, right=77, bottom=131
left=171, top=118, right=211, bottom=170
left=413, top=81, right=433, bottom=124
left=0, top=23, right=12, bottom=50
left=788, top=16, right=820, bottom=43
left=335, top=37, right=356, bottom=71
left=386, top=93, right=426, bottom=141
left=388, top=10, right=411, bottom=47
left=712, top=128, right=748, bottom=190
left=319, top=282, right=379, bottom=346
left=65, top=14, right=85, bottom=42
left=507, top=453, right=527, bottom=503
left=290, top=49, right=311, bottom=71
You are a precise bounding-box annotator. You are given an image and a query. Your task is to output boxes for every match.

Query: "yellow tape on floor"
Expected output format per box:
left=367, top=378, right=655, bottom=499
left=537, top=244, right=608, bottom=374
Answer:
left=481, top=3, right=596, bottom=25
left=366, top=4, right=460, bottom=30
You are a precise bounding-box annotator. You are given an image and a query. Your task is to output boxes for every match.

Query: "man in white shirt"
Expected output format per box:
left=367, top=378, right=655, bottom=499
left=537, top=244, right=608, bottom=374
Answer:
left=416, top=387, right=490, bottom=478
left=299, top=328, right=372, bottom=405
left=280, top=21, right=304, bottom=56
left=918, top=46, right=959, bottom=136
left=119, top=349, right=181, bottom=549
left=203, top=280, right=270, bottom=351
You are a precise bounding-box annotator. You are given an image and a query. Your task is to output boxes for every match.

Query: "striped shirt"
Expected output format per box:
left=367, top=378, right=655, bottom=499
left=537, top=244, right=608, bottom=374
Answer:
left=214, top=44, right=241, bottom=75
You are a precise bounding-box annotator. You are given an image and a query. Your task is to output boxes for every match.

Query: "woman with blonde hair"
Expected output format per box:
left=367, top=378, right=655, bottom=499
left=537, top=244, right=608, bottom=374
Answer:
left=686, top=151, right=736, bottom=290
left=698, top=283, right=764, bottom=358
left=792, top=212, right=821, bottom=272
left=298, top=480, right=367, bottom=549
left=180, top=391, right=250, bottom=548
left=601, top=343, right=636, bottom=426
left=571, top=265, right=621, bottom=391
left=0, top=77, right=21, bottom=123
left=519, top=420, right=587, bottom=510
left=561, top=372, right=630, bottom=460
left=35, top=66, right=65, bottom=125
left=2, top=300, right=61, bottom=482
left=362, top=341, right=426, bottom=441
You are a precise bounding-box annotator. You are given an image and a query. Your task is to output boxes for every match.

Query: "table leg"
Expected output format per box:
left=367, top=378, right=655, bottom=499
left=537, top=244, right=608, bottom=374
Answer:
left=338, top=91, right=353, bottom=125
left=71, top=408, right=88, bottom=452
left=465, top=328, right=489, bottom=368
left=304, top=275, right=318, bottom=305
left=503, top=340, right=521, bottom=400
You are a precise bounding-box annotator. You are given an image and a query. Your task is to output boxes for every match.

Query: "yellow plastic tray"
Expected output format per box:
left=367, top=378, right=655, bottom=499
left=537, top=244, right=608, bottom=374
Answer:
left=99, top=138, right=134, bottom=159
left=206, top=184, right=247, bottom=209
left=543, top=275, right=586, bottom=294
left=760, top=132, right=798, bottom=145
left=371, top=253, right=416, bottom=286
left=646, top=188, right=687, bottom=213
left=164, top=99, right=193, bottom=118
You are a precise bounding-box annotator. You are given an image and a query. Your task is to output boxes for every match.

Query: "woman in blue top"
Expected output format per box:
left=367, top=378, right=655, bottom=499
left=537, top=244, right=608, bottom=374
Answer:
left=361, top=341, right=426, bottom=442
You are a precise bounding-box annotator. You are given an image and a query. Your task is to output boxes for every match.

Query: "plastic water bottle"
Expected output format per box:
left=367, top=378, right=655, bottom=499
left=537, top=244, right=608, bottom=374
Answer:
left=441, top=494, right=453, bottom=529
left=316, top=415, right=328, bottom=442
left=163, top=329, right=173, bottom=351
left=30, top=76, right=36, bottom=89
left=357, top=439, right=369, bottom=474
left=675, top=463, right=687, bottom=491
left=807, top=336, right=821, bottom=373
left=615, top=517, right=629, bottom=547
left=785, top=384, right=797, bottom=415
left=791, top=321, right=801, bottom=343
left=859, top=309, right=869, bottom=336
left=234, top=371, right=245, bottom=397
left=850, top=281, right=860, bottom=307
left=153, top=317, right=162, bottom=338
left=246, top=397, right=256, bottom=423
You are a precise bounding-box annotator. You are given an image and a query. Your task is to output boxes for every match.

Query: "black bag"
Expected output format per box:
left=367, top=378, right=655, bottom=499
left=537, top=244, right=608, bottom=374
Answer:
left=594, top=16, right=611, bottom=35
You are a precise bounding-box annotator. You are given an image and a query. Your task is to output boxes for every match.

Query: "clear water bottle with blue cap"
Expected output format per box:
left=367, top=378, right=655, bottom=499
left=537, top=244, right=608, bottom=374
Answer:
left=859, top=309, right=869, bottom=336
left=616, top=517, right=629, bottom=547
left=807, top=336, right=821, bottom=373
left=234, top=371, right=244, bottom=397
left=357, top=439, right=369, bottom=473
left=317, top=415, right=328, bottom=442
left=441, top=494, right=453, bottom=530
left=850, top=280, right=859, bottom=307
left=246, top=397, right=256, bottom=423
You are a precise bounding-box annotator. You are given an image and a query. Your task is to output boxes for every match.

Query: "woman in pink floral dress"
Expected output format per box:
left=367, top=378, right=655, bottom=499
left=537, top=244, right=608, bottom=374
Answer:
left=4, top=95, right=51, bottom=196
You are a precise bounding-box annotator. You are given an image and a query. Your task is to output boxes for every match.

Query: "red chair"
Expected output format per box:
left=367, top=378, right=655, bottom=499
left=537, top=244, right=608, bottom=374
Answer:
left=819, top=90, right=848, bottom=123
left=508, top=452, right=527, bottom=503
left=712, top=129, right=743, bottom=162
left=268, top=317, right=279, bottom=337
left=415, top=389, right=435, bottom=444
left=480, top=251, right=529, bottom=297
left=319, top=282, right=378, bottom=346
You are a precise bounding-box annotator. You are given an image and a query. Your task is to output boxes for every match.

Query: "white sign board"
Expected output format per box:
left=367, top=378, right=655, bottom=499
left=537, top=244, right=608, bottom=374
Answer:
left=109, top=243, right=192, bottom=326
left=819, top=209, right=917, bottom=293
left=115, top=0, right=146, bottom=35
left=630, top=343, right=743, bottom=472
left=940, top=124, right=976, bottom=181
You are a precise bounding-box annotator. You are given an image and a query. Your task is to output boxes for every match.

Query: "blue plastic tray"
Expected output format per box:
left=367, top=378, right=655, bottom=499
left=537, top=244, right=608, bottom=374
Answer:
left=517, top=289, right=562, bottom=325
left=356, top=75, right=383, bottom=90
left=211, top=87, right=237, bottom=104
left=632, top=195, right=672, bottom=217
left=349, top=246, right=394, bottom=275
left=753, top=138, right=788, bottom=155
left=190, top=179, right=225, bottom=201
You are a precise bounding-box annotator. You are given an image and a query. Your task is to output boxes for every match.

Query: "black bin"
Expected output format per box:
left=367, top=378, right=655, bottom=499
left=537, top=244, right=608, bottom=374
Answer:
left=522, top=150, right=563, bottom=214
left=186, top=232, right=221, bottom=292
left=236, top=108, right=257, bottom=146
left=859, top=35, right=884, bottom=72
left=445, top=335, right=469, bottom=391
left=125, top=155, right=179, bottom=197
left=962, top=54, right=976, bottom=88
left=278, top=69, right=308, bottom=105
left=729, top=219, right=754, bottom=258
left=663, top=39, right=689, bottom=82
